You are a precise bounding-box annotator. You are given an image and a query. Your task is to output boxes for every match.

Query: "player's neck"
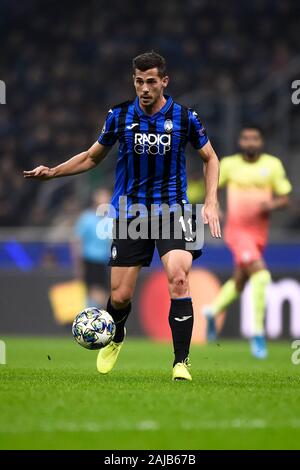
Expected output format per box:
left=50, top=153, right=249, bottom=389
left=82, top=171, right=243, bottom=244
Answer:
left=139, top=95, right=167, bottom=116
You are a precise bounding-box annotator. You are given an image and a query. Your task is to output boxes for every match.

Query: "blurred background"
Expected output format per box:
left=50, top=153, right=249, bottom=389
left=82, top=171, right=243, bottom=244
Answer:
left=1, top=0, right=300, bottom=340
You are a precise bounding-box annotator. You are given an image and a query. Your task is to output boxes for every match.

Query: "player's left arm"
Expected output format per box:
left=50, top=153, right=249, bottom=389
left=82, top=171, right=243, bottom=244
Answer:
left=198, top=141, right=222, bottom=239
left=261, top=159, right=292, bottom=213
left=261, top=195, right=290, bottom=213
left=188, top=109, right=221, bottom=238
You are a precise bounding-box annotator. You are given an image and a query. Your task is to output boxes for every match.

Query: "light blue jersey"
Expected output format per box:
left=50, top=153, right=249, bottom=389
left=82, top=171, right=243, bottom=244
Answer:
left=74, top=210, right=112, bottom=263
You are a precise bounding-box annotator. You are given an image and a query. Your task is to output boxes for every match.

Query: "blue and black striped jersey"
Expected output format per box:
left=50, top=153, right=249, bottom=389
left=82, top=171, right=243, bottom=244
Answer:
left=98, top=95, right=208, bottom=216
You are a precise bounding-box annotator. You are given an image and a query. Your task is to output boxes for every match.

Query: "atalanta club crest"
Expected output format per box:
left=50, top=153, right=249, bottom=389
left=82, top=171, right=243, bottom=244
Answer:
left=111, top=245, right=117, bottom=260
left=164, top=119, right=173, bottom=133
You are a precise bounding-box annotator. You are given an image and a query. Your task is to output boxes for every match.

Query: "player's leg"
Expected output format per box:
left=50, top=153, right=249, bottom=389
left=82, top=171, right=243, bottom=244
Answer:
left=203, top=267, right=248, bottom=340
left=246, top=258, right=271, bottom=359
left=97, top=214, right=155, bottom=374
left=205, top=267, right=248, bottom=317
left=85, top=262, right=109, bottom=309
left=202, top=229, right=247, bottom=340
left=87, top=286, right=107, bottom=309
left=108, top=265, right=142, bottom=342
left=161, top=249, right=193, bottom=381
left=97, top=265, right=141, bottom=374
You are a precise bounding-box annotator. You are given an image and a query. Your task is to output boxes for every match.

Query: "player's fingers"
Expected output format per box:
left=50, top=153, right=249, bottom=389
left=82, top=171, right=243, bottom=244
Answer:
left=209, top=217, right=221, bottom=238
left=201, top=207, right=208, bottom=224
left=23, top=170, right=37, bottom=178
left=209, top=219, right=217, bottom=238
left=24, top=167, right=49, bottom=178
left=218, top=220, right=222, bottom=238
left=214, top=217, right=222, bottom=238
left=206, top=216, right=214, bottom=237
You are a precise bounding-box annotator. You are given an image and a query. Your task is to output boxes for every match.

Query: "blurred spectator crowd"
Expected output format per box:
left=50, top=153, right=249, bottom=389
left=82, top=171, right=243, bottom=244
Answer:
left=0, top=0, right=299, bottom=227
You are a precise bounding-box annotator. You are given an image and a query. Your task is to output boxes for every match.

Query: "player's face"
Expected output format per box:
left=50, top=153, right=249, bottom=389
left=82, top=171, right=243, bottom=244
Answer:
left=239, top=129, right=264, bottom=158
left=133, top=68, right=169, bottom=107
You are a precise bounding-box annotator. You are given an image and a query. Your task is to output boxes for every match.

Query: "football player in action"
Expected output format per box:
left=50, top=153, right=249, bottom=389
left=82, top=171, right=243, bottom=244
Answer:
left=203, top=126, right=292, bottom=358
left=24, top=52, right=221, bottom=380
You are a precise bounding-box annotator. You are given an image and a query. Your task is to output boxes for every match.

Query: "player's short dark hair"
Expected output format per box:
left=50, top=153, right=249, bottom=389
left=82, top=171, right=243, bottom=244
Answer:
left=240, top=125, right=264, bottom=137
left=133, top=52, right=167, bottom=78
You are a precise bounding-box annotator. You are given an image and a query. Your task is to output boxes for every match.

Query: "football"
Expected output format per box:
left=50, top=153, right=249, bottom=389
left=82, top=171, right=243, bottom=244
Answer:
left=72, top=308, right=116, bottom=350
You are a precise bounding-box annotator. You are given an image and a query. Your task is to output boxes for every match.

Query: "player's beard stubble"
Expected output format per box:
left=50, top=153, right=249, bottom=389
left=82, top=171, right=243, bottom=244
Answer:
left=242, top=147, right=262, bottom=161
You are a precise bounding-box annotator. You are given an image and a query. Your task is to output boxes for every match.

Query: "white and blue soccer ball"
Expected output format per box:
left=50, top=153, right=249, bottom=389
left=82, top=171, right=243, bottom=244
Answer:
left=72, top=308, right=116, bottom=350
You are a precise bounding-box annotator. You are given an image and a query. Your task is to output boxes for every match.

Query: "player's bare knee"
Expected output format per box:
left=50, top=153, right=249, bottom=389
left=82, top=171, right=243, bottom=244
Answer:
left=169, top=272, right=189, bottom=297
left=111, top=288, right=132, bottom=308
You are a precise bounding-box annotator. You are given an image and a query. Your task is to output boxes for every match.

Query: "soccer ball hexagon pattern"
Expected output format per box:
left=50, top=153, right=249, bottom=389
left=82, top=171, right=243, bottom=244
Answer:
left=72, top=308, right=116, bottom=350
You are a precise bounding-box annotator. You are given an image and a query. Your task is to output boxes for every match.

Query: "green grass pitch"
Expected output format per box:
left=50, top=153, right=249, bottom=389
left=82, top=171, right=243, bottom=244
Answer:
left=0, top=337, right=300, bottom=450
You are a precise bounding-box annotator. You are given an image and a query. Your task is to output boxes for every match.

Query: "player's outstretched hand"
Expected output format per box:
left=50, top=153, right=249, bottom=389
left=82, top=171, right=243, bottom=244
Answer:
left=202, top=203, right=222, bottom=239
left=23, top=166, right=54, bottom=180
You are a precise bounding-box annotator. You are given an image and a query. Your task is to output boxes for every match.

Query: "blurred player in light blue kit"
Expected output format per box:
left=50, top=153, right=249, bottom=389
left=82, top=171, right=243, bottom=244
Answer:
left=73, top=189, right=112, bottom=309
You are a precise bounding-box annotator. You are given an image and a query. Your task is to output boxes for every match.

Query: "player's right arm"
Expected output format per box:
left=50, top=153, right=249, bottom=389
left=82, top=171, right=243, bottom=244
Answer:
left=23, top=141, right=111, bottom=180
left=260, top=157, right=292, bottom=214
left=24, top=107, right=118, bottom=180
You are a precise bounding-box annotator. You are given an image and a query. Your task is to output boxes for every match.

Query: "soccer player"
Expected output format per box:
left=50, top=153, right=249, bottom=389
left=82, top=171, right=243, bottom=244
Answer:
left=73, top=189, right=111, bottom=309
left=203, top=126, right=292, bottom=358
left=24, top=52, right=221, bottom=381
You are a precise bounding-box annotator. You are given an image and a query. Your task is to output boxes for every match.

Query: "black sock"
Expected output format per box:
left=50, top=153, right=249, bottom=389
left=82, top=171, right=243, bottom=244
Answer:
left=106, top=296, right=131, bottom=343
left=169, top=298, right=194, bottom=366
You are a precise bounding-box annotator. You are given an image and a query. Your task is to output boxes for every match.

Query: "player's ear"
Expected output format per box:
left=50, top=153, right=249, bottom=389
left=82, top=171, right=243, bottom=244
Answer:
left=162, top=76, right=169, bottom=88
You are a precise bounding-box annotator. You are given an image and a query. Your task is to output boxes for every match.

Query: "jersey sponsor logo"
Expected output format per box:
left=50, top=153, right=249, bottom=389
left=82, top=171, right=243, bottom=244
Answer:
left=134, top=133, right=171, bottom=155
left=164, top=119, right=173, bottom=133
left=126, top=123, right=139, bottom=130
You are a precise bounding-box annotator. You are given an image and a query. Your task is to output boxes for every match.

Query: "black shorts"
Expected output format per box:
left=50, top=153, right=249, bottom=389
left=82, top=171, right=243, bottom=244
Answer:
left=83, top=260, right=109, bottom=288
left=108, top=212, right=202, bottom=267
